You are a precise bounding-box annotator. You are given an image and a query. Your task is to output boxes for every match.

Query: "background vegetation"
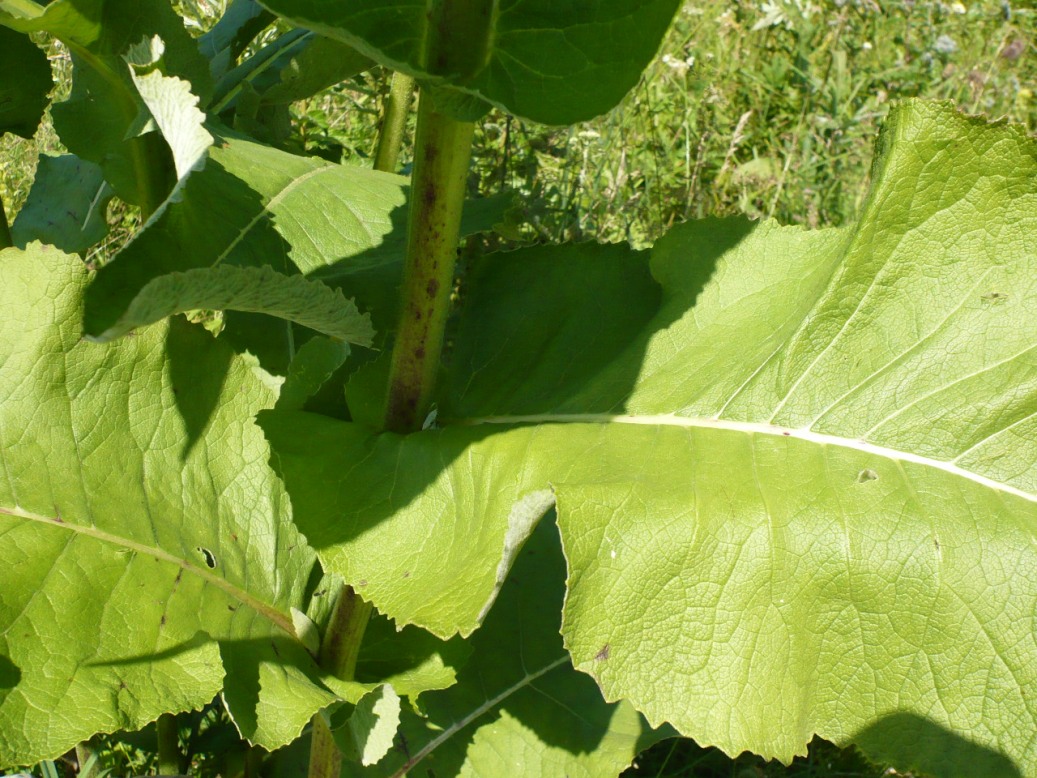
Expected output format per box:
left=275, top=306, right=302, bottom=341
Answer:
left=1, top=1, right=1033, bottom=776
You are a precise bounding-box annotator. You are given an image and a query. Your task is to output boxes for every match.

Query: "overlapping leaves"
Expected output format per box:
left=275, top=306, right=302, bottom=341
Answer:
left=0, top=245, right=344, bottom=763
left=255, top=0, right=681, bottom=124
left=263, top=102, right=1037, bottom=776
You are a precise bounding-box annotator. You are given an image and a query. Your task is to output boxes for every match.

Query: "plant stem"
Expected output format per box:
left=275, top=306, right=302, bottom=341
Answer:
left=307, top=713, right=343, bottom=778
left=305, top=89, right=475, bottom=778
left=319, top=584, right=373, bottom=679
left=373, top=72, right=415, bottom=173
left=156, top=713, right=181, bottom=775
left=0, top=195, right=12, bottom=250
left=384, top=95, right=475, bottom=432
left=75, top=739, right=99, bottom=778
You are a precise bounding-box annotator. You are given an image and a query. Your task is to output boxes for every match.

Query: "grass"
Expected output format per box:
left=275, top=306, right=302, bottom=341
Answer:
left=1, top=1, right=1033, bottom=776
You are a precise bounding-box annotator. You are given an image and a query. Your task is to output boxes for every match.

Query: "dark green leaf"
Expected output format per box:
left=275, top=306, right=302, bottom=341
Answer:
left=11, top=154, right=113, bottom=252
left=255, top=0, right=681, bottom=124
left=0, top=27, right=51, bottom=138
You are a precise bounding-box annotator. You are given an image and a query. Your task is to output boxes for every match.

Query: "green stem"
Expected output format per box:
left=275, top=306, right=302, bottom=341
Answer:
left=305, top=90, right=475, bottom=778
left=384, top=95, right=475, bottom=432
left=0, top=195, right=12, bottom=250
left=156, top=713, right=181, bottom=775
left=306, top=585, right=372, bottom=778
left=373, top=72, right=415, bottom=173
left=319, top=585, right=373, bottom=679
left=307, top=712, right=343, bottom=778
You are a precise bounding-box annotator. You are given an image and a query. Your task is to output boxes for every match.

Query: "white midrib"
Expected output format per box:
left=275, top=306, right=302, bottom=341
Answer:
left=391, top=656, right=569, bottom=778
left=450, top=414, right=1037, bottom=505
left=0, top=504, right=296, bottom=636
left=212, top=165, right=335, bottom=268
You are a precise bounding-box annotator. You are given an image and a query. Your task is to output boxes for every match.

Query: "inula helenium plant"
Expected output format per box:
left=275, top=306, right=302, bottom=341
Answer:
left=1, top=1, right=1035, bottom=777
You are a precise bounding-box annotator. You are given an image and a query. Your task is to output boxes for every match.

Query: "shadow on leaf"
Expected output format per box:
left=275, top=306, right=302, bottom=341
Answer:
left=851, top=711, right=1022, bottom=778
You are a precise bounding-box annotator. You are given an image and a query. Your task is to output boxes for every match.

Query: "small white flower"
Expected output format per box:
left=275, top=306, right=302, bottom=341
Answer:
left=934, top=34, right=958, bottom=55
left=862, top=41, right=873, bottom=50
left=950, top=2, right=967, bottom=12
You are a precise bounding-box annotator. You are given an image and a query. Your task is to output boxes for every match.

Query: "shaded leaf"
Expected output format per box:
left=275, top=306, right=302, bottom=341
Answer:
left=86, top=263, right=374, bottom=345
left=255, top=0, right=681, bottom=124
left=0, top=27, right=51, bottom=138
left=199, top=0, right=274, bottom=81
left=276, top=336, right=352, bottom=412
left=343, top=516, right=671, bottom=777
left=11, top=154, right=113, bottom=252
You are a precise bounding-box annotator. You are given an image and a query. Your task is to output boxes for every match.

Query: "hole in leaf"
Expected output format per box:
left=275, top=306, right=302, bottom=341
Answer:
left=197, top=547, right=217, bottom=568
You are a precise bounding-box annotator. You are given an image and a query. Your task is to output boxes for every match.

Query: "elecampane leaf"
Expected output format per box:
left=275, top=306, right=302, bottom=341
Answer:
left=82, top=133, right=391, bottom=343
left=342, top=517, right=670, bottom=777
left=0, top=27, right=52, bottom=139
left=255, top=0, right=681, bottom=124
left=11, top=154, right=113, bottom=252
left=0, top=244, right=340, bottom=763
left=263, top=102, right=1037, bottom=776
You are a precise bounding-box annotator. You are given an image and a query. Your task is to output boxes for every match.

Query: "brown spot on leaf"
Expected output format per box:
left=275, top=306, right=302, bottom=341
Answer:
left=595, top=644, right=610, bottom=661
left=857, top=469, right=879, bottom=483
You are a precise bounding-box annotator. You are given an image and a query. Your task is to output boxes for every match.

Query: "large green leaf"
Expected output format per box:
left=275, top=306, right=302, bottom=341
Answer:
left=0, top=244, right=343, bottom=763
left=263, top=102, right=1037, bottom=775
left=255, top=0, right=680, bottom=124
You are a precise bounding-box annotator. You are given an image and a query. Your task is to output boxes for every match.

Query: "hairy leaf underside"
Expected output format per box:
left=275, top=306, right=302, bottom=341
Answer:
left=264, top=102, right=1037, bottom=776
left=0, top=245, right=342, bottom=761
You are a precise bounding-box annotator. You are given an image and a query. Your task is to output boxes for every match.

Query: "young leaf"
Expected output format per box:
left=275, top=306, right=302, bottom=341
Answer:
left=264, top=102, right=1037, bottom=776
left=0, top=244, right=343, bottom=762
left=0, top=27, right=51, bottom=139
left=333, top=685, right=402, bottom=767
left=87, top=263, right=374, bottom=345
left=254, top=0, right=681, bottom=124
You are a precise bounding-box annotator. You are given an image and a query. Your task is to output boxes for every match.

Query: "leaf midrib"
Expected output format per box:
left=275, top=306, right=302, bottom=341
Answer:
left=390, top=655, right=569, bottom=778
left=448, top=414, right=1036, bottom=504
left=0, top=503, right=296, bottom=636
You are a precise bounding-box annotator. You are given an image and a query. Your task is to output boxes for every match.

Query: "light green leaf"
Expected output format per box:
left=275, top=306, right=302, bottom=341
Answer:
left=86, top=263, right=374, bottom=346
left=0, top=27, right=51, bottom=139
left=83, top=132, right=406, bottom=342
left=0, top=0, right=102, bottom=44
left=255, top=0, right=681, bottom=124
left=263, top=101, right=1037, bottom=776
left=334, top=684, right=402, bottom=766
left=342, top=517, right=671, bottom=777
left=0, top=244, right=341, bottom=763
left=11, top=154, right=113, bottom=252
left=124, top=35, right=214, bottom=189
